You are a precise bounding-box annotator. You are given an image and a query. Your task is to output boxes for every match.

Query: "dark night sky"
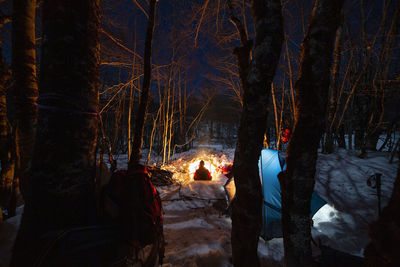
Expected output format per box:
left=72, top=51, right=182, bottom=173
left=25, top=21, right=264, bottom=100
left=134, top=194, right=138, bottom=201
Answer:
left=1, top=0, right=398, bottom=97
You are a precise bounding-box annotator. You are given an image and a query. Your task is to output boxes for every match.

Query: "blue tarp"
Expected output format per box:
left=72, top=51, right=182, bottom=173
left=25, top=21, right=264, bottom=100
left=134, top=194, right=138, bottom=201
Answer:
left=258, top=149, right=327, bottom=240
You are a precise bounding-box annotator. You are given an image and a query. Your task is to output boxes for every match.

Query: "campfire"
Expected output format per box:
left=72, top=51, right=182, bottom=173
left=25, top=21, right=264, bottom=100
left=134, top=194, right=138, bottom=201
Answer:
left=163, top=151, right=233, bottom=183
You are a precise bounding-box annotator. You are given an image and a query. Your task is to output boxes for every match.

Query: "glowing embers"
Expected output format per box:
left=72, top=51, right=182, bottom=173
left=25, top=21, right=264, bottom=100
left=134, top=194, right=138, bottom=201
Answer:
left=188, top=159, right=218, bottom=179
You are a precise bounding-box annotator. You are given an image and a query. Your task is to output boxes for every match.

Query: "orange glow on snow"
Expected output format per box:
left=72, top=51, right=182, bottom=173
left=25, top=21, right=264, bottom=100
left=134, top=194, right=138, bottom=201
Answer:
left=162, top=152, right=232, bottom=183
left=161, top=151, right=233, bottom=184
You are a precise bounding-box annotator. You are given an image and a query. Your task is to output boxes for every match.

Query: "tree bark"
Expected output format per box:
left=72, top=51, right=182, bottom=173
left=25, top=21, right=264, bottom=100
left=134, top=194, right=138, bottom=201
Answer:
left=364, top=151, right=400, bottom=266
left=0, top=15, right=13, bottom=213
left=231, top=0, right=283, bottom=266
left=12, top=0, right=38, bottom=197
left=129, top=0, right=157, bottom=167
left=278, top=0, right=343, bottom=266
left=0, top=14, right=11, bottom=162
left=11, top=0, right=101, bottom=265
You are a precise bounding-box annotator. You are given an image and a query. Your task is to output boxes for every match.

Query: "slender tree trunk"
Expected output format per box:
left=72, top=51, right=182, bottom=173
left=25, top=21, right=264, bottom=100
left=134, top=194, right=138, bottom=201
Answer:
left=147, top=104, right=162, bottom=165
left=365, top=150, right=400, bottom=266
left=231, top=0, right=283, bottom=265
left=278, top=1, right=343, bottom=266
left=163, top=64, right=172, bottom=165
left=183, top=82, right=188, bottom=151
left=129, top=0, right=157, bottom=167
left=128, top=30, right=138, bottom=161
left=167, top=79, right=175, bottom=163
left=12, top=0, right=38, bottom=198
left=11, top=0, right=101, bottom=265
left=271, top=83, right=280, bottom=149
left=178, top=72, right=184, bottom=148
left=278, top=84, right=285, bottom=149
left=128, top=84, right=134, bottom=160
left=325, top=24, right=342, bottom=154
left=285, top=38, right=296, bottom=122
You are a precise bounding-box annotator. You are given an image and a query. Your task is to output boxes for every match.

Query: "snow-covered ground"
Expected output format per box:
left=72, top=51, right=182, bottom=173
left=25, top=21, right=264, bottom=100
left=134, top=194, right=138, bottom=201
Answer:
left=312, top=149, right=397, bottom=257
left=158, top=148, right=235, bottom=266
left=0, top=206, right=22, bottom=267
left=157, top=146, right=397, bottom=266
left=0, top=145, right=397, bottom=266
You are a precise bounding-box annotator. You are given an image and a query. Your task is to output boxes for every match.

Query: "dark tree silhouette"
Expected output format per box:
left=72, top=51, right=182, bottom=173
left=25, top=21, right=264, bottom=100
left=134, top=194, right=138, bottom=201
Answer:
left=129, top=0, right=157, bottom=167
left=231, top=0, right=283, bottom=265
left=11, top=0, right=101, bottom=265
left=12, top=0, right=38, bottom=197
left=0, top=14, right=13, bottom=214
left=278, top=0, right=344, bottom=266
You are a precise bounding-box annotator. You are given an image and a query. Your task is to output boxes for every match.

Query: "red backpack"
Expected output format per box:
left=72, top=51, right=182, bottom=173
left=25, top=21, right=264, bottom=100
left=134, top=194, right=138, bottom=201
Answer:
left=102, top=166, right=164, bottom=257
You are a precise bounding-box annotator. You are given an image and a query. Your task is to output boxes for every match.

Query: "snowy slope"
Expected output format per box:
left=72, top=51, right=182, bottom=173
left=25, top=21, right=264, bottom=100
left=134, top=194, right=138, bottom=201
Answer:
left=312, top=149, right=398, bottom=257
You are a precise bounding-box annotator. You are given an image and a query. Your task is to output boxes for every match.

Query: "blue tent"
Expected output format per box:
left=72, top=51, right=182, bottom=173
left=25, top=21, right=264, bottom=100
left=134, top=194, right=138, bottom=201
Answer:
left=225, top=149, right=327, bottom=241
left=258, top=149, right=326, bottom=240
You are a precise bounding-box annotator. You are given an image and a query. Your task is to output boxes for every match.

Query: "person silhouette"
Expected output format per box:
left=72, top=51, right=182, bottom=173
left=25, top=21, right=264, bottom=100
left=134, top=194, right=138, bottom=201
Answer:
left=194, top=160, right=212, bottom=181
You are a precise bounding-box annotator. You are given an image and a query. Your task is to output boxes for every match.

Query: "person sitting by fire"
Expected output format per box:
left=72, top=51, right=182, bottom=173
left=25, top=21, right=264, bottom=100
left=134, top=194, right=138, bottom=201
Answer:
left=194, top=160, right=212, bottom=181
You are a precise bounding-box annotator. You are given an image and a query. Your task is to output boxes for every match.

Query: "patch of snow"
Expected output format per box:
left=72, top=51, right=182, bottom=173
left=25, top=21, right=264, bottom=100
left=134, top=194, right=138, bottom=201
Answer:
left=0, top=206, right=23, bottom=267
left=258, top=238, right=284, bottom=262
left=164, top=218, right=216, bottom=230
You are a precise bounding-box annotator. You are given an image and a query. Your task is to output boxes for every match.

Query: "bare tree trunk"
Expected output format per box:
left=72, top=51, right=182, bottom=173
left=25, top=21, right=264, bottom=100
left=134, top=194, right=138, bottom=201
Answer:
left=231, top=0, right=283, bottom=265
left=147, top=104, right=162, bottom=165
left=325, top=24, right=342, bottom=154
left=278, top=83, right=285, bottom=149
left=12, top=0, right=38, bottom=198
left=129, top=0, right=157, bottom=167
left=178, top=72, right=185, bottom=149
left=285, top=38, right=296, bottom=122
left=128, top=34, right=137, bottom=161
left=278, top=1, right=343, bottom=266
left=162, top=61, right=173, bottom=165
left=11, top=0, right=101, bottom=265
left=271, top=83, right=280, bottom=149
left=167, top=78, right=175, bottom=163
left=364, top=150, right=400, bottom=266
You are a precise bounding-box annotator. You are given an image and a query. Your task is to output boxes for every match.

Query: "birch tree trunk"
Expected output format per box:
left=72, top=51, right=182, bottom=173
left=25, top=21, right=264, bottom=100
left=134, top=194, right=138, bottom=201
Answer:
left=231, top=0, right=283, bottom=265
left=278, top=0, right=343, bottom=266
left=11, top=0, right=101, bottom=265
left=129, top=0, right=157, bottom=167
left=12, top=0, right=38, bottom=198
